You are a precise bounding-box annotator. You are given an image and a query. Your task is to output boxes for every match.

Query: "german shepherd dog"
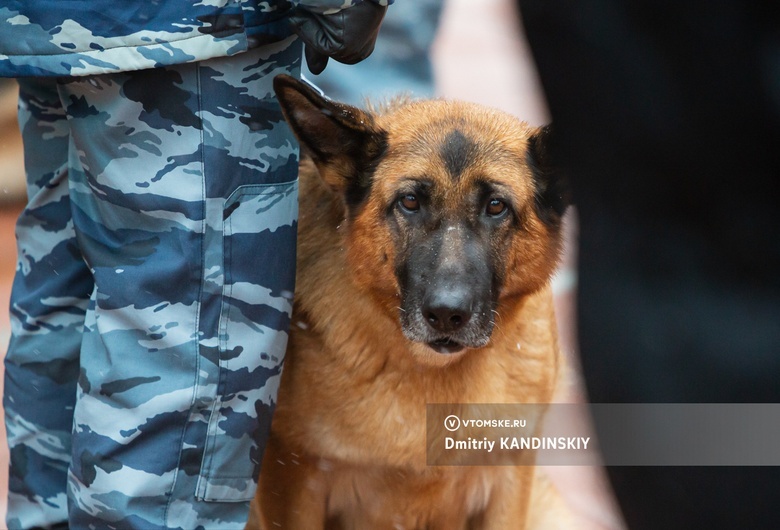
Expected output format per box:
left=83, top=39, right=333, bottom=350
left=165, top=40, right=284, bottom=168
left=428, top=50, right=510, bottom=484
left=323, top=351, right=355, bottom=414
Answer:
left=247, top=75, right=570, bottom=529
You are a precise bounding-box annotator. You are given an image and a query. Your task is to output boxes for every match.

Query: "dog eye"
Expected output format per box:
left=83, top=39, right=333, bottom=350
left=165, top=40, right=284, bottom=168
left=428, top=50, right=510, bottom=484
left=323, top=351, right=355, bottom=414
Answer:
left=399, top=194, right=420, bottom=212
left=486, top=198, right=507, bottom=217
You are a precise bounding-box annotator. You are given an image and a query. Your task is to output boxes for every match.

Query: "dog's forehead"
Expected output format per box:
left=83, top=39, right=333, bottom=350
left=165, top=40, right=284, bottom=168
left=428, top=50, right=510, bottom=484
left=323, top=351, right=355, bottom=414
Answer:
left=384, top=102, right=531, bottom=161
left=375, top=101, right=536, bottom=197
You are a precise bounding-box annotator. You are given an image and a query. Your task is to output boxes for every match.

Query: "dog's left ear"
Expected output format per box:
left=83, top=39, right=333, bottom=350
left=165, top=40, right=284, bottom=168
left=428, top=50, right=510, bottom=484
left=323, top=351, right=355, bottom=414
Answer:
left=527, top=124, right=570, bottom=225
left=273, top=74, right=387, bottom=203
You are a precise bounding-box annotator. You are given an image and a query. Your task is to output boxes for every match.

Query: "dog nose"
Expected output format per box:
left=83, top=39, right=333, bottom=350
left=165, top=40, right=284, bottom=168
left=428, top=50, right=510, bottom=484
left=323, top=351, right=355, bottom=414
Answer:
left=423, top=293, right=472, bottom=333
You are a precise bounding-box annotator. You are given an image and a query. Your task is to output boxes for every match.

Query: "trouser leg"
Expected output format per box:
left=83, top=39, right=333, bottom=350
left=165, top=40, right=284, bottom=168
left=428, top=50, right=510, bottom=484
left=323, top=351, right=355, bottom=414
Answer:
left=59, top=39, right=301, bottom=529
left=4, top=78, right=92, bottom=530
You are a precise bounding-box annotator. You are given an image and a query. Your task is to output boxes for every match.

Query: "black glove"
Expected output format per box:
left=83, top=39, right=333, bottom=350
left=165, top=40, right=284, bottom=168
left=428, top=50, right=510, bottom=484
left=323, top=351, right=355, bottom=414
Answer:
left=288, top=1, right=388, bottom=75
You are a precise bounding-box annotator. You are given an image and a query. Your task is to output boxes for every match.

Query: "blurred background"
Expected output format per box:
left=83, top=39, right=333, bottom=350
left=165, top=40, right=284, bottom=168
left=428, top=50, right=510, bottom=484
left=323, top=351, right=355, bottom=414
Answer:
left=0, top=76, right=24, bottom=526
left=0, top=0, right=625, bottom=527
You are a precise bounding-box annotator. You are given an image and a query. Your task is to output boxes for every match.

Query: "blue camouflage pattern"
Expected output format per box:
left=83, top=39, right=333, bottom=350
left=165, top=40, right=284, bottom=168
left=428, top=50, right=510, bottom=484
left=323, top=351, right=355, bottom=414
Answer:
left=307, top=0, right=443, bottom=103
left=4, top=36, right=303, bottom=528
left=0, top=0, right=391, bottom=77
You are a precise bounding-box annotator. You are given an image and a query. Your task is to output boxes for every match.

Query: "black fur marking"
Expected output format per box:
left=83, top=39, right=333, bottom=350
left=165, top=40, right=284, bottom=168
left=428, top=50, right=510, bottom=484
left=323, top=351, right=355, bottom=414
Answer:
left=440, top=129, right=480, bottom=179
left=527, top=126, right=570, bottom=225
left=345, top=130, right=389, bottom=212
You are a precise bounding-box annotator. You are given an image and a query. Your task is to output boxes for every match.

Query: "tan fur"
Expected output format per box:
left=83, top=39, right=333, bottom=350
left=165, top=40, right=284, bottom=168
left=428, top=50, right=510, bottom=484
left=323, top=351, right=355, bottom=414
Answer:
left=247, top=77, right=568, bottom=529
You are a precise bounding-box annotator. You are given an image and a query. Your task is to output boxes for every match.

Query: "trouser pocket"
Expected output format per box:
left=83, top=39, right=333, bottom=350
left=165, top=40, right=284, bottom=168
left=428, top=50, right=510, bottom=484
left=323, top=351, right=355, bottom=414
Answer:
left=197, top=179, right=298, bottom=502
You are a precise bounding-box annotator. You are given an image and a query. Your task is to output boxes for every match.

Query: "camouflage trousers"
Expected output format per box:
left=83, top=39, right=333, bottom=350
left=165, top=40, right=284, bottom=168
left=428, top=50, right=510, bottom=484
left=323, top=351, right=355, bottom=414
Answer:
left=4, top=38, right=302, bottom=529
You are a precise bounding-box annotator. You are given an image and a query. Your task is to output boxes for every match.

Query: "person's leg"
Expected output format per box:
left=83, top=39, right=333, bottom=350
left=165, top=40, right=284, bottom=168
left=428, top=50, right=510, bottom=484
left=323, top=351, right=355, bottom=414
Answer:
left=4, top=78, right=92, bottom=530
left=59, top=38, right=302, bottom=529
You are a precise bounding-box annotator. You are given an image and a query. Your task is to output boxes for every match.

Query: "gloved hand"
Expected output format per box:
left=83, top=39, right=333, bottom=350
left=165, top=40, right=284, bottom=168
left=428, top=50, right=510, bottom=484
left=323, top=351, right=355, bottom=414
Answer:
left=288, top=1, right=388, bottom=75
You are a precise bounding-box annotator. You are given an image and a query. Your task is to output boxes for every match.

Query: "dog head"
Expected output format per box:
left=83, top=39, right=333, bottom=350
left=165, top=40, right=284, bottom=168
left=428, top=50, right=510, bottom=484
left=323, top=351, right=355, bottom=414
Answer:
left=274, top=75, right=568, bottom=363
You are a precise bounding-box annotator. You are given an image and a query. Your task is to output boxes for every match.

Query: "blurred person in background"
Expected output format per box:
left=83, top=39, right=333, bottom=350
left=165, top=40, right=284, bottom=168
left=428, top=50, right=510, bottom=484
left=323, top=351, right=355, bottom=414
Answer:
left=307, top=0, right=444, bottom=103
left=518, top=1, right=780, bottom=528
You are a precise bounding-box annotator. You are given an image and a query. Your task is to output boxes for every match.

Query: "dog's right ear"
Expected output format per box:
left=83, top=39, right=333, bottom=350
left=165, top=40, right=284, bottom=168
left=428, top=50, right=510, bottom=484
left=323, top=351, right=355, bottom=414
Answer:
left=273, top=74, right=387, bottom=199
